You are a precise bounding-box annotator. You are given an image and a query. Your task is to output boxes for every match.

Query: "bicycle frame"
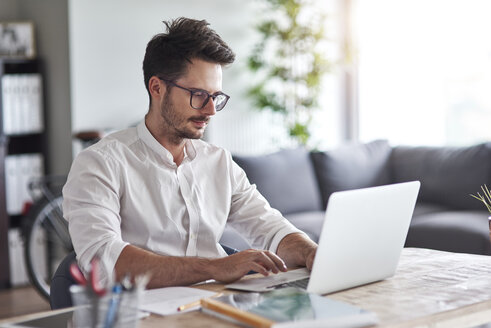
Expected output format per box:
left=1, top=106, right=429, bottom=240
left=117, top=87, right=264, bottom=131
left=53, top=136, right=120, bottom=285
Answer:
left=24, top=175, right=72, bottom=300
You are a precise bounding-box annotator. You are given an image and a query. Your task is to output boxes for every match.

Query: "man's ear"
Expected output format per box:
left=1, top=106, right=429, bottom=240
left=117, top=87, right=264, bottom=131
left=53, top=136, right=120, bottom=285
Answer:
left=148, top=76, right=166, bottom=99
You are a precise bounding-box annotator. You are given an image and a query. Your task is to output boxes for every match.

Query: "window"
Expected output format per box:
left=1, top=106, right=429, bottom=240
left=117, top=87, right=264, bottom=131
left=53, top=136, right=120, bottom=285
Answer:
left=354, top=0, right=491, bottom=146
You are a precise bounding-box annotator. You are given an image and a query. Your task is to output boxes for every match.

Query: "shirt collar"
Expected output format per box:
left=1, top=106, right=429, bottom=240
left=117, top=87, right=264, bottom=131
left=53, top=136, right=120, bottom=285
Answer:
left=137, top=120, right=197, bottom=164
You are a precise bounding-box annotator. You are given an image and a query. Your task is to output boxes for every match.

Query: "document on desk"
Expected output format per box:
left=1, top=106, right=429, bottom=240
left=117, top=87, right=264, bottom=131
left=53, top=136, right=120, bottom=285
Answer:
left=139, top=287, right=216, bottom=316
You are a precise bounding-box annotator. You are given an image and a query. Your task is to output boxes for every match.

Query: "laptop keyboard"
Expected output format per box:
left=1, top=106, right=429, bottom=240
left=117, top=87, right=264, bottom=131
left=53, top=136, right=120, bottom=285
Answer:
left=269, top=277, right=310, bottom=290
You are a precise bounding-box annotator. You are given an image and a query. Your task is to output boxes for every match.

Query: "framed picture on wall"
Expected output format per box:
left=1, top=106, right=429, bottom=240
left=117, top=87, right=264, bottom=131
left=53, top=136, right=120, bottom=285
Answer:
left=0, top=21, right=36, bottom=58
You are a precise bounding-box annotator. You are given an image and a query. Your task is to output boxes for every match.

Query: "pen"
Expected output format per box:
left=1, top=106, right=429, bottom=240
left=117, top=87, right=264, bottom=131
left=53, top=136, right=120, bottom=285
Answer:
left=177, top=292, right=223, bottom=312
left=104, top=284, right=123, bottom=328
left=87, top=257, right=106, bottom=327
left=201, top=297, right=274, bottom=328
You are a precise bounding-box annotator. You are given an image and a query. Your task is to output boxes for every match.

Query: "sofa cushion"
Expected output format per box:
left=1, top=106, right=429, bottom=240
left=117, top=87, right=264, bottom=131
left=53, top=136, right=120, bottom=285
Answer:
left=285, top=211, right=326, bottom=243
left=233, top=148, right=322, bottom=215
left=390, top=143, right=491, bottom=210
left=310, top=140, right=392, bottom=207
left=405, top=210, right=491, bottom=255
left=412, top=202, right=450, bottom=218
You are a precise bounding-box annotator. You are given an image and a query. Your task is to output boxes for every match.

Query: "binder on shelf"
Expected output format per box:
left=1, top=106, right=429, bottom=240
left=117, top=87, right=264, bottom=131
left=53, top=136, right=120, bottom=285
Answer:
left=5, top=156, right=17, bottom=215
left=29, top=74, right=44, bottom=132
left=8, top=228, right=29, bottom=286
left=200, top=288, right=378, bottom=328
left=1, top=73, right=44, bottom=135
left=5, top=153, right=44, bottom=215
left=1, top=74, right=12, bottom=134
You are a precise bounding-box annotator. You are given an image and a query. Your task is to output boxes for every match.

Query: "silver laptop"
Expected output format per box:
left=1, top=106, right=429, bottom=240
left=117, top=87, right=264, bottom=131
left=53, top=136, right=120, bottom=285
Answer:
left=226, top=181, right=420, bottom=295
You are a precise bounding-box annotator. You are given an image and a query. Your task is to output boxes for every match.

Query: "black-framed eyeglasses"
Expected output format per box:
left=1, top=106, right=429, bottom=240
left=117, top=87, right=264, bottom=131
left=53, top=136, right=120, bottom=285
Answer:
left=159, top=78, right=230, bottom=111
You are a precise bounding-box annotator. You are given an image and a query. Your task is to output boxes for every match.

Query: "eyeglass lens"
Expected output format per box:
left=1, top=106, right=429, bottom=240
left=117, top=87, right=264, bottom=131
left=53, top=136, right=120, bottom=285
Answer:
left=191, top=92, right=228, bottom=111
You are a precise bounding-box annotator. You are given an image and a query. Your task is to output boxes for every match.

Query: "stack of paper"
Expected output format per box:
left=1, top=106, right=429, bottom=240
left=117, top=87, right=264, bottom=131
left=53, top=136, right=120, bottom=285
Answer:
left=139, top=287, right=216, bottom=316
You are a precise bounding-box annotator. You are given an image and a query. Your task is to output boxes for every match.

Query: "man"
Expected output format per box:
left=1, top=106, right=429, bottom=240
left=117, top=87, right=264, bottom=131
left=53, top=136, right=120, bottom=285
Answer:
left=63, top=17, right=317, bottom=288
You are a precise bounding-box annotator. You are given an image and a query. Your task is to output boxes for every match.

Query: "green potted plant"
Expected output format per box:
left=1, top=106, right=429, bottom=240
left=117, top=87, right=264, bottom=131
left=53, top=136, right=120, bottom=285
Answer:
left=247, top=0, right=330, bottom=147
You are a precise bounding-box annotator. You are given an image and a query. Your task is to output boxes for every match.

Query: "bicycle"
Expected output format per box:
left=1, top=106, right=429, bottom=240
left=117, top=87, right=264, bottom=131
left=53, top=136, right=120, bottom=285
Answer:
left=21, top=130, right=102, bottom=300
left=21, top=175, right=71, bottom=300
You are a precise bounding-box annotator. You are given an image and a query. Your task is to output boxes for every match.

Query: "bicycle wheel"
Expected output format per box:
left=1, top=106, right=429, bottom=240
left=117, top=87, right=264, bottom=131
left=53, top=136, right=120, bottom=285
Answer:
left=22, top=194, right=73, bottom=300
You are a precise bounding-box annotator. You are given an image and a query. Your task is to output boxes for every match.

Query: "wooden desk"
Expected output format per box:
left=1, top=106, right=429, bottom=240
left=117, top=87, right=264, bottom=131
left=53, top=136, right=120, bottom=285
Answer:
left=1, top=248, right=490, bottom=328
left=139, top=248, right=491, bottom=328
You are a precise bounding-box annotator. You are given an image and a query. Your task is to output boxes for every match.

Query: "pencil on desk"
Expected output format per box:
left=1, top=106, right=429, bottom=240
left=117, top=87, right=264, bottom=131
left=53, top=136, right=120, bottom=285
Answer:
left=177, top=292, right=223, bottom=312
left=201, top=297, right=275, bottom=328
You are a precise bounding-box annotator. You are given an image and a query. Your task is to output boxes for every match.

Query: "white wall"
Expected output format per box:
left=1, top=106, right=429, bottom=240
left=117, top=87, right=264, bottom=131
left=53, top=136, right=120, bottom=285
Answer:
left=20, top=0, right=72, bottom=175
left=69, top=0, right=341, bottom=155
left=0, top=0, right=19, bottom=19
left=69, top=0, right=259, bottom=153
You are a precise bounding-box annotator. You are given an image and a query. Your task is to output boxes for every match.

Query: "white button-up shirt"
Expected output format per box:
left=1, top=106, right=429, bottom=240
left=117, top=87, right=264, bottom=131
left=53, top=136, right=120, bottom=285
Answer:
left=63, top=121, right=302, bottom=283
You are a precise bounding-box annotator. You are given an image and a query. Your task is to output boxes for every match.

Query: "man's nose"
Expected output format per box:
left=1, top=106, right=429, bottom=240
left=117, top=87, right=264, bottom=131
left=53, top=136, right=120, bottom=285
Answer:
left=201, top=98, right=217, bottom=116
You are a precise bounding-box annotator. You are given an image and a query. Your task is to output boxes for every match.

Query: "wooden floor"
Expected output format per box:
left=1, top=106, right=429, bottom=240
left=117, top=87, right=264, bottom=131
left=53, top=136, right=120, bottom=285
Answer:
left=0, top=285, right=50, bottom=319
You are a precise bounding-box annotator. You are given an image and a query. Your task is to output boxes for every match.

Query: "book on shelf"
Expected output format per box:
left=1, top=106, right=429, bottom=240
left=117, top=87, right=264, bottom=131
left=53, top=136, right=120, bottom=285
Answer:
left=200, top=287, right=378, bottom=328
left=5, top=153, right=44, bottom=215
left=8, top=228, right=31, bottom=286
left=1, top=73, right=44, bottom=135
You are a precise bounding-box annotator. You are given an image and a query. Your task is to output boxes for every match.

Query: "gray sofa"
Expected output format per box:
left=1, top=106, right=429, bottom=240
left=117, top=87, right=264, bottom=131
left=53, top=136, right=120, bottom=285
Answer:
left=219, top=140, right=491, bottom=256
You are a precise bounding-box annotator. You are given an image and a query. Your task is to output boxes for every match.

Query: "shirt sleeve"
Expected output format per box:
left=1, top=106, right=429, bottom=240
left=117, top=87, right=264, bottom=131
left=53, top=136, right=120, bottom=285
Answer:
left=226, top=151, right=306, bottom=253
left=62, top=148, right=129, bottom=286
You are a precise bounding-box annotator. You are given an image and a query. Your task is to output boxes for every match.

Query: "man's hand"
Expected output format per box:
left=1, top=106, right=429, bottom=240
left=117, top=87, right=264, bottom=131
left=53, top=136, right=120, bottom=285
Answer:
left=277, top=233, right=318, bottom=270
left=304, top=245, right=317, bottom=270
left=114, top=237, right=315, bottom=289
left=208, top=249, right=288, bottom=283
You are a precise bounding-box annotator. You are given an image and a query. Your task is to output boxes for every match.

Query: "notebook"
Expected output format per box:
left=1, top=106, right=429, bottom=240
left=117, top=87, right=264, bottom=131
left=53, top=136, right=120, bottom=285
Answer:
left=226, top=181, right=420, bottom=295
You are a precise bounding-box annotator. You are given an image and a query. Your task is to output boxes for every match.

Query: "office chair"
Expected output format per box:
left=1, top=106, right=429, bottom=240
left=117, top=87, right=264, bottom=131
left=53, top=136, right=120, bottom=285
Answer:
left=50, top=251, right=77, bottom=309
left=50, top=245, right=239, bottom=309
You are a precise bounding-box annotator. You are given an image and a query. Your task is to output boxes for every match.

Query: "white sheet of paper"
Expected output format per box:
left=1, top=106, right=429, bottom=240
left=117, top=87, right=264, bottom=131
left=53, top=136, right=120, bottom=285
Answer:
left=139, top=287, right=216, bottom=316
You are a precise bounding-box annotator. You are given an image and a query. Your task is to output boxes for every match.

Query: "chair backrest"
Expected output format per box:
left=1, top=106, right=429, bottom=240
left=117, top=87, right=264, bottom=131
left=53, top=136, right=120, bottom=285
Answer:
left=50, top=251, right=77, bottom=309
left=221, top=244, right=239, bottom=256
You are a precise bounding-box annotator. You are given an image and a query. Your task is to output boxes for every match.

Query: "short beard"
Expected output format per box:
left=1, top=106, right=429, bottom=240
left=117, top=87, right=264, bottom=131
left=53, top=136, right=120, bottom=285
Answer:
left=160, top=93, right=208, bottom=143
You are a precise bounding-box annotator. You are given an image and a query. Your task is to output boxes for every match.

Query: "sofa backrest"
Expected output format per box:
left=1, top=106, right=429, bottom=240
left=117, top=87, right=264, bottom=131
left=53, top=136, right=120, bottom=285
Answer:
left=233, top=141, right=491, bottom=214
left=390, top=143, right=491, bottom=210
left=233, top=148, right=323, bottom=215
left=310, top=140, right=393, bottom=207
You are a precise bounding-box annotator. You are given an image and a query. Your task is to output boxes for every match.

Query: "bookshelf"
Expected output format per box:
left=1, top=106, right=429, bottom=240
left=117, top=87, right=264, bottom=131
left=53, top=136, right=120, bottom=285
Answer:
left=0, top=58, right=47, bottom=289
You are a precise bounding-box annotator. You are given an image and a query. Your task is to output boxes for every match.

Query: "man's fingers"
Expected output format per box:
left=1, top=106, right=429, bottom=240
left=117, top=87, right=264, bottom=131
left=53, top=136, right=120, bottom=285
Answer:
left=249, top=254, right=285, bottom=276
left=264, top=251, right=288, bottom=272
left=249, top=262, right=270, bottom=276
left=211, top=250, right=289, bottom=283
left=255, top=252, right=281, bottom=274
left=243, top=250, right=286, bottom=274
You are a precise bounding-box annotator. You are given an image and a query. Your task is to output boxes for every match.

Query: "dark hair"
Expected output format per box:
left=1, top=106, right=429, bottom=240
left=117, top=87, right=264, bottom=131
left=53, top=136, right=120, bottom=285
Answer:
left=143, top=17, right=235, bottom=100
